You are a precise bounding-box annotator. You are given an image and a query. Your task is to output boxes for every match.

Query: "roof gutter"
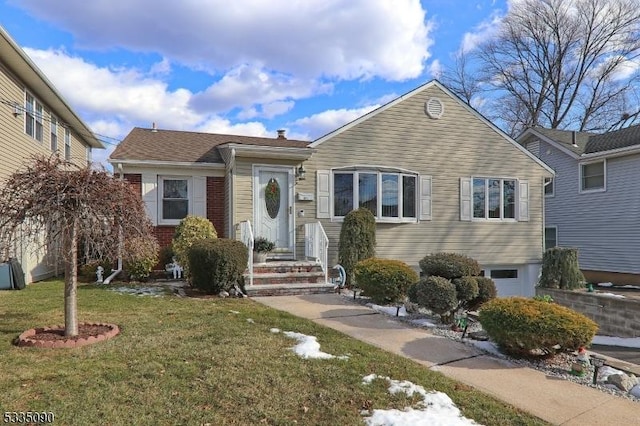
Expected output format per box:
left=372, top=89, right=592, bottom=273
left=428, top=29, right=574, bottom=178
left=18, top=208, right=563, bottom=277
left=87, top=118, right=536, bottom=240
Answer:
left=107, top=159, right=226, bottom=170
left=224, top=143, right=314, bottom=161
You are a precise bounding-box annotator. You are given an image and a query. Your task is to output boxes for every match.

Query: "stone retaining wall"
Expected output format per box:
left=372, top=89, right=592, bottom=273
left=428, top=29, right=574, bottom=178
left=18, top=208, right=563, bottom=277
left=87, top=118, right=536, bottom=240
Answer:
left=535, top=287, right=640, bottom=338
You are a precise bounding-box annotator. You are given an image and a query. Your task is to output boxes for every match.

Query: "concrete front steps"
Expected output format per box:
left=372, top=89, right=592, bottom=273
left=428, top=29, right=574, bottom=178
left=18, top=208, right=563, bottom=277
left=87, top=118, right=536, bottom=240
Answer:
left=243, top=260, right=335, bottom=296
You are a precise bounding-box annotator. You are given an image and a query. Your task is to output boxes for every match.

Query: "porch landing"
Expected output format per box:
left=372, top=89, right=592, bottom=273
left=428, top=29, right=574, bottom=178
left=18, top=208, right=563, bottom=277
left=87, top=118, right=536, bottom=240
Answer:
left=243, top=260, right=335, bottom=297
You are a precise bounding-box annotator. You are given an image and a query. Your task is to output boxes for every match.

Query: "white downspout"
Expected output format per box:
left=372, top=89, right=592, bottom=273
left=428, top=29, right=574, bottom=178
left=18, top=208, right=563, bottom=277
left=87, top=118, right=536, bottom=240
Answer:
left=104, top=163, right=124, bottom=284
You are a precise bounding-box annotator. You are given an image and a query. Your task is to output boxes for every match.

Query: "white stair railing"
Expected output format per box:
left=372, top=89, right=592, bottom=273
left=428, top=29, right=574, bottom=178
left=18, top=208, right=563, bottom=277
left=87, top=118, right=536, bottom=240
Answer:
left=238, top=220, right=254, bottom=287
left=304, top=221, right=329, bottom=284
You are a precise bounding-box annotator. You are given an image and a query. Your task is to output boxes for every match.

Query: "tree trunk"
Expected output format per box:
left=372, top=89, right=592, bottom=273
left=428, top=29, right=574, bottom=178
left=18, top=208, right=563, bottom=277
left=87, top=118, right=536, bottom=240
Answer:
left=64, top=220, right=78, bottom=337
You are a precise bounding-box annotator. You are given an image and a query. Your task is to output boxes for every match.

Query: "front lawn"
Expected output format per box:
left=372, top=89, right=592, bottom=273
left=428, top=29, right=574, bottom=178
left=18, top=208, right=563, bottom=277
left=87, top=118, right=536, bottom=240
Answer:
left=0, top=281, right=547, bottom=425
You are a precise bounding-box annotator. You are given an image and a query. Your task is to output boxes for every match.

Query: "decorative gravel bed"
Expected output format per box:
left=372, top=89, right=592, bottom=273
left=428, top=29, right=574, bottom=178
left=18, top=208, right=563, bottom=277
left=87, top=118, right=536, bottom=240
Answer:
left=338, top=290, right=640, bottom=403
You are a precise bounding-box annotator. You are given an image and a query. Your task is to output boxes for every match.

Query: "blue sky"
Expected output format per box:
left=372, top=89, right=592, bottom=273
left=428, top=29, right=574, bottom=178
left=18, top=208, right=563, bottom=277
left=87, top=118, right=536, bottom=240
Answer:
left=0, top=0, right=508, bottom=165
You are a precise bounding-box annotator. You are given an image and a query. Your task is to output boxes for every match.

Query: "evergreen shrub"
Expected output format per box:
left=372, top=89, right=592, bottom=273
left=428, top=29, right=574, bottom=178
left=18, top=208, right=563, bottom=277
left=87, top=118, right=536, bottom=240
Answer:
left=411, top=276, right=458, bottom=323
left=172, top=215, right=217, bottom=275
left=479, top=297, right=598, bottom=357
left=539, top=247, right=585, bottom=290
left=418, top=252, right=481, bottom=279
left=467, top=276, right=498, bottom=311
left=123, top=235, right=160, bottom=281
left=188, top=238, right=248, bottom=294
left=338, top=208, right=376, bottom=286
left=354, top=258, right=419, bottom=305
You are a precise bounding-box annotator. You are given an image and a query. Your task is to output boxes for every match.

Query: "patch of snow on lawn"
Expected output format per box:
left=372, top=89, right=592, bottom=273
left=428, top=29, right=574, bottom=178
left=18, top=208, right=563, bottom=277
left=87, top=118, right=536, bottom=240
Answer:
left=270, top=328, right=281, bottom=333
left=246, top=318, right=254, bottom=323
left=229, top=310, right=240, bottom=314
left=597, top=282, right=613, bottom=287
left=109, top=286, right=165, bottom=297
left=280, top=331, right=349, bottom=360
left=361, top=374, right=481, bottom=426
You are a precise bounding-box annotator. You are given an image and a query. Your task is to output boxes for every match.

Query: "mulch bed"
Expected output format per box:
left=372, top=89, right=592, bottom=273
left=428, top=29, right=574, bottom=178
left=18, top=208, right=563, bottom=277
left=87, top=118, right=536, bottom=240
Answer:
left=16, top=323, right=120, bottom=348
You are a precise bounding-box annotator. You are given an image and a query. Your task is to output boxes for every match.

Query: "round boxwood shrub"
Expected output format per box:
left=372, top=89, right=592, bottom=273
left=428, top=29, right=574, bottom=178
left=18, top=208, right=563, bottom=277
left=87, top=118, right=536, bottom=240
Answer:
left=418, top=252, right=481, bottom=280
left=173, top=215, right=217, bottom=275
left=479, top=297, right=598, bottom=357
left=123, top=235, right=160, bottom=282
left=467, top=276, right=497, bottom=311
left=187, top=238, right=248, bottom=294
left=354, top=258, right=419, bottom=305
left=452, top=276, right=479, bottom=308
left=338, top=208, right=376, bottom=287
left=412, top=276, right=458, bottom=323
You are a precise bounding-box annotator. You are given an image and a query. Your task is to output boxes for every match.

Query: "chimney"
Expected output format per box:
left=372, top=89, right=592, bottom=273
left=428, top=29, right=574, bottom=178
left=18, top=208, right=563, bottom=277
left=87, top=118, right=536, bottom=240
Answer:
left=277, top=129, right=286, bottom=139
left=151, top=122, right=158, bottom=133
left=571, top=131, right=578, bottom=147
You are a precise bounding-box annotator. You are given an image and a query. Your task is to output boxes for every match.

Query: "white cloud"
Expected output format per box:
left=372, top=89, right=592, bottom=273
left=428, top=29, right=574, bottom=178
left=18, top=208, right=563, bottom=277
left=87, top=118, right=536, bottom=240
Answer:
left=460, top=11, right=503, bottom=54
left=290, top=105, right=379, bottom=140
left=428, top=59, right=443, bottom=79
left=16, top=0, right=434, bottom=81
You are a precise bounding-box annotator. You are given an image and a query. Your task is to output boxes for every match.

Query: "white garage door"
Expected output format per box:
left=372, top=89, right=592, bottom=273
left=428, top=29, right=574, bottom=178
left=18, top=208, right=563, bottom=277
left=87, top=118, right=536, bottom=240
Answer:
left=484, top=267, right=524, bottom=297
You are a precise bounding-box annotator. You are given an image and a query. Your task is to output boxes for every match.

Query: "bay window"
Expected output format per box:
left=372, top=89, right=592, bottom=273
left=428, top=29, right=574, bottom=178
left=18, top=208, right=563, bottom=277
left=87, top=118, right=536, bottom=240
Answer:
left=332, top=170, right=418, bottom=221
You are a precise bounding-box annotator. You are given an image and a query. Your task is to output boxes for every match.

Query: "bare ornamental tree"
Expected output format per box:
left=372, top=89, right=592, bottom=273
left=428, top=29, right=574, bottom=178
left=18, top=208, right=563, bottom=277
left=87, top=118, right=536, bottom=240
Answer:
left=442, top=0, right=640, bottom=135
left=0, top=155, right=154, bottom=336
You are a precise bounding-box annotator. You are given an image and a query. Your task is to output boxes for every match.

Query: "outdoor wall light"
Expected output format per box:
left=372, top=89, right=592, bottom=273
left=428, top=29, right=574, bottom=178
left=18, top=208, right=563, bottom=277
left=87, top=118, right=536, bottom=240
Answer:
left=590, top=355, right=606, bottom=385
left=296, top=164, right=306, bottom=180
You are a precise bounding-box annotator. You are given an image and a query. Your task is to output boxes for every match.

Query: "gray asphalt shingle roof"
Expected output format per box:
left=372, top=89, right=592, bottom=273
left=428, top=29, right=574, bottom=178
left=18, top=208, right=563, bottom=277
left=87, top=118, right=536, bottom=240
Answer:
left=110, top=127, right=311, bottom=163
left=533, top=125, right=640, bottom=155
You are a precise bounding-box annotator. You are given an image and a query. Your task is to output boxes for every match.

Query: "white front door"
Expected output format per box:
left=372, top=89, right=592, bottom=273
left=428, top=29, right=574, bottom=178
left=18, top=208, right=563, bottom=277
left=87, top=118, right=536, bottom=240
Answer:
left=254, top=166, right=294, bottom=255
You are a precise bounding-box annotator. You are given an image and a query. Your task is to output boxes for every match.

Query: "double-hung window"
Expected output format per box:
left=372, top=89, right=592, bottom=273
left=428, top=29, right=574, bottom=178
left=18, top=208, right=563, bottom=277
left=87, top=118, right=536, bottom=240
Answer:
left=331, top=170, right=419, bottom=222
left=472, top=178, right=516, bottom=220
left=64, top=128, right=71, bottom=160
left=160, top=177, right=190, bottom=222
left=50, top=116, right=58, bottom=152
left=24, top=91, right=43, bottom=142
left=580, top=161, right=605, bottom=192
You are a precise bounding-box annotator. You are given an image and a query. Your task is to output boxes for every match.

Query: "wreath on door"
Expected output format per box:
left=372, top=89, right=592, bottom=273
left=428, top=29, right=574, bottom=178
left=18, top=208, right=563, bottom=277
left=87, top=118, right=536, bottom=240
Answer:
left=265, top=178, right=281, bottom=219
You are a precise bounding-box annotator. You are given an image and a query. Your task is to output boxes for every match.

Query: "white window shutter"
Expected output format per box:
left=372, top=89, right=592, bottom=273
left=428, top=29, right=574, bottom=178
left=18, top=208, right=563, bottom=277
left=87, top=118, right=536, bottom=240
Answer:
left=193, top=176, right=206, bottom=217
left=460, top=177, right=472, bottom=221
left=141, top=174, right=158, bottom=226
left=316, top=170, right=331, bottom=218
left=419, top=175, right=432, bottom=221
left=519, top=180, right=529, bottom=221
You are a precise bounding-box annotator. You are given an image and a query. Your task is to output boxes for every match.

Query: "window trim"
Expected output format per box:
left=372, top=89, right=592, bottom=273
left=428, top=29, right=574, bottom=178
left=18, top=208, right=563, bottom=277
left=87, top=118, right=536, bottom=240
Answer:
left=50, top=115, right=58, bottom=152
left=158, top=176, right=192, bottom=225
left=330, top=168, right=419, bottom=223
left=579, top=160, right=606, bottom=193
left=544, top=226, right=558, bottom=251
left=64, top=128, right=71, bottom=160
left=544, top=177, right=554, bottom=197
left=471, top=176, right=518, bottom=221
left=24, top=90, right=44, bottom=142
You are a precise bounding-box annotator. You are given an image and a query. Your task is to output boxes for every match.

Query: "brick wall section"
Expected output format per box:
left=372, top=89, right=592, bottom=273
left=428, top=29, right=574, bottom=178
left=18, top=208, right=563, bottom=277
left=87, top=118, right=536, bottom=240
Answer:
left=207, top=176, right=225, bottom=238
left=154, top=226, right=176, bottom=249
left=535, top=287, right=640, bottom=338
left=124, top=173, right=142, bottom=195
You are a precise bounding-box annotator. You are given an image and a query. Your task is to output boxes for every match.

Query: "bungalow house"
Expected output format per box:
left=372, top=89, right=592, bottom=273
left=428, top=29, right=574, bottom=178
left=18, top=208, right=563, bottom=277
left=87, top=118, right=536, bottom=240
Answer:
left=110, top=80, right=553, bottom=296
left=0, top=25, right=103, bottom=284
left=518, top=126, right=640, bottom=285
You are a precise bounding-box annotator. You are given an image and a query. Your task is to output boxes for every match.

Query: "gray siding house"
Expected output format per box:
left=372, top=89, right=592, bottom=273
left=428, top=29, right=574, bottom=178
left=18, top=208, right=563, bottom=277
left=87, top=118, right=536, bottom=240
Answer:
left=112, top=80, right=554, bottom=296
left=518, top=126, right=640, bottom=285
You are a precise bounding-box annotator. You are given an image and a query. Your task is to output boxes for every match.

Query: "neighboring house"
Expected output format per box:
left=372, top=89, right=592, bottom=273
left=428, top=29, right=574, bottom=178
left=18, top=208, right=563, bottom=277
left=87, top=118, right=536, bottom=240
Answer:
left=110, top=80, right=553, bottom=297
left=0, top=25, right=104, bottom=283
left=518, top=126, right=640, bottom=285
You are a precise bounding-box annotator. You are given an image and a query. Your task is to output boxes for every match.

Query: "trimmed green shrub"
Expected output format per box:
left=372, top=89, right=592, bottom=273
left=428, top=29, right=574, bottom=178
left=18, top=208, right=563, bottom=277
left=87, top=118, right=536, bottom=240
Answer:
left=419, top=252, right=481, bottom=280
left=354, top=258, right=419, bottom=305
left=467, top=276, right=498, bottom=311
left=123, top=235, right=160, bottom=281
left=411, top=276, right=458, bottom=323
left=173, top=215, right=217, bottom=275
left=338, top=208, right=376, bottom=286
left=188, top=238, right=248, bottom=294
left=253, top=237, right=275, bottom=253
left=452, top=276, right=479, bottom=308
left=479, top=297, right=598, bottom=357
left=539, top=247, right=585, bottom=290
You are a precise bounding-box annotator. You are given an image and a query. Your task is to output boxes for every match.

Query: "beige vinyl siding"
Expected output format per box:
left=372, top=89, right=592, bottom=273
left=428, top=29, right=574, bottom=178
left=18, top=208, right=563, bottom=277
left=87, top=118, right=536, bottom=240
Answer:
left=299, top=84, right=550, bottom=267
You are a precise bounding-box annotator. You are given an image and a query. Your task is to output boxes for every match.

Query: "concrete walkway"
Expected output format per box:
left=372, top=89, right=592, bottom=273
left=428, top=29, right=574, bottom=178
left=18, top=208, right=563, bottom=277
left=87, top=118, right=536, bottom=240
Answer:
left=254, top=293, right=639, bottom=426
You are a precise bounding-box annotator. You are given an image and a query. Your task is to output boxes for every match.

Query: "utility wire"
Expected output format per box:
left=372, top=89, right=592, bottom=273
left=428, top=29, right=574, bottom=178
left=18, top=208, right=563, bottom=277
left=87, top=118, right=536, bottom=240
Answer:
left=1, top=98, right=123, bottom=147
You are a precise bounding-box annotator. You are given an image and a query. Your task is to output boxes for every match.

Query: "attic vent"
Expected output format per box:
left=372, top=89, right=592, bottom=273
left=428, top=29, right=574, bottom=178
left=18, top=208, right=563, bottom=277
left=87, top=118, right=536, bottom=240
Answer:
left=425, top=97, right=444, bottom=119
